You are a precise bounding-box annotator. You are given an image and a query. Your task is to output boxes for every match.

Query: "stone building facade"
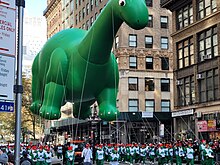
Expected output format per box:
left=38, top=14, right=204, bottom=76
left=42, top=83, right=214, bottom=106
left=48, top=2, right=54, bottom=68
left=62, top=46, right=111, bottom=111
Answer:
left=162, top=0, right=220, bottom=140
left=43, top=0, right=173, bottom=144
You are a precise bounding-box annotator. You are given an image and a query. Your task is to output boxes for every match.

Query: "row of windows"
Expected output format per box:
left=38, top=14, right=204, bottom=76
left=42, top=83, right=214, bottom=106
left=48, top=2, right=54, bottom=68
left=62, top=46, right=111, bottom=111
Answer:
left=128, top=56, right=169, bottom=70
left=75, top=13, right=168, bottom=29
left=75, top=9, right=99, bottom=27
left=73, top=0, right=168, bottom=29
left=129, top=99, right=170, bottom=112
left=128, top=77, right=170, bottom=92
left=176, top=0, right=217, bottom=30
left=74, top=0, right=154, bottom=9
left=75, top=0, right=102, bottom=10
left=147, top=15, right=169, bottom=29
left=177, top=68, right=219, bottom=106
left=127, top=35, right=169, bottom=49
left=177, top=26, right=218, bottom=69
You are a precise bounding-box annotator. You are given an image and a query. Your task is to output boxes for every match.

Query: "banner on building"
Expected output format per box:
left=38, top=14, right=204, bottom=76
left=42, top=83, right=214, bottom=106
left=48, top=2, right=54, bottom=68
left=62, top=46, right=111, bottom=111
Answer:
left=142, top=111, right=153, bottom=118
left=159, top=124, right=164, bottom=137
left=207, top=120, right=216, bottom=131
left=197, top=120, right=207, bottom=132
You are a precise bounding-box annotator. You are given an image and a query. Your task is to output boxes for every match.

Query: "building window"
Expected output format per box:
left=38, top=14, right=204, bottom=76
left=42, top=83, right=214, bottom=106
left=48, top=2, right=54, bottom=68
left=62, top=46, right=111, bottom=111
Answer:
left=160, top=16, right=168, bottom=29
left=145, top=36, right=153, bottom=48
left=115, top=36, right=119, bottom=49
left=75, top=0, right=78, bottom=9
left=161, top=100, right=170, bottom=112
left=82, top=24, right=85, bottom=29
left=90, top=17, right=94, bottom=26
left=90, top=0, right=94, bottom=11
left=161, top=57, right=169, bottom=70
left=161, top=79, right=170, bottom=92
left=161, top=37, right=168, bottom=49
left=177, top=4, right=193, bottom=30
left=129, top=34, right=137, bottom=47
left=198, top=0, right=217, bottom=20
left=129, top=99, right=139, bottom=112
left=177, top=76, right=195, bottom=106
left=95, top=0, right=98, bottom=6
left=199, top=68, right=219, bottom=103
left=82, top=7, right=85, bottom=19
left=86, top=3, right=89, bottom=15
left=86, top=20, right=89, bottom=30
left=145, top=78, right=154, bottom=91
left=129, top=56, right=137, bottom=69
left=79, top=11, right=81, bottom=22
left=70, top=0, right=74, bottom=14
left=128, top=77, right=138, bottom=91
left=146, top=0, right=152, bottom=7
left=95, top=13, right=98, bottom=20
left=177, top=37, right=194, bottom=69
left=147, top=15, right=153, bottom=27
left=75, top=14, right=78, bottom=25
left=145, top=100, right=154, bottom=112
left=198, top=26, right=218, bottom=62
left=146, top=57, right=153, bottom=69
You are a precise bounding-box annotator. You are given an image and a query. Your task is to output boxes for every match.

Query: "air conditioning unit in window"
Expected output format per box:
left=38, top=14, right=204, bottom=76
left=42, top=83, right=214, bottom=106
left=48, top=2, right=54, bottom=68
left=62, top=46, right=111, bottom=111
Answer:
left=196, top=74, right=203, bottom=80
left=176, top=80, right=182, bottom=85
left=203, top=54, right=212, bottom=60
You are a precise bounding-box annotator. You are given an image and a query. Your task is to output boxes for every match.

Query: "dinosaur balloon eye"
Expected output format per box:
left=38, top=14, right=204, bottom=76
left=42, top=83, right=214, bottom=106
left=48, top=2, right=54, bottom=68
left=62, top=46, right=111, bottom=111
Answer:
left=119, top=0, right=126, bottom=6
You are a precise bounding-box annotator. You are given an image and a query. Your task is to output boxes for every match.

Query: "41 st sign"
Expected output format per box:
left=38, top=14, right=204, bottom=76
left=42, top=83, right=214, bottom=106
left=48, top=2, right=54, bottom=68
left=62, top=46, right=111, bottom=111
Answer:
left=0, top=101, right=14, bottom=112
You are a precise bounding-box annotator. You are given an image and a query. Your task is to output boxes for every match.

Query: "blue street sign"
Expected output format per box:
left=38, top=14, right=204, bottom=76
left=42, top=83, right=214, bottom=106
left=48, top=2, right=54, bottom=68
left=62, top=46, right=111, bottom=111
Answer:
left=0, top=101, right=14, bottom=112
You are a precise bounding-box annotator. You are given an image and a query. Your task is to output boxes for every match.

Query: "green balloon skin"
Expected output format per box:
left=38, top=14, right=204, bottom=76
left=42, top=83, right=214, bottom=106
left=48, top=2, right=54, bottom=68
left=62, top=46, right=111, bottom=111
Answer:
left=30, top=0, right=149, bottom=121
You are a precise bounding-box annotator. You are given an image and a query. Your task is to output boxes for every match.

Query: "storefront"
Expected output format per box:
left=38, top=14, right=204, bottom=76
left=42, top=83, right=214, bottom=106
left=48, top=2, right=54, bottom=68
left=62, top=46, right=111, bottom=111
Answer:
left=197, top=118, right=220, bottom=140
left=172, top=109, right=195, bottom=140
left=46, top=111, right=172, bottom=145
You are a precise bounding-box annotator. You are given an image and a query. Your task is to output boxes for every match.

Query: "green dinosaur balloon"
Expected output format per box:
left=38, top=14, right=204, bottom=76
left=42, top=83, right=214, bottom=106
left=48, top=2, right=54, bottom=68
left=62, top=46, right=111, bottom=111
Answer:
left=30, top=0, right=149, bottom=121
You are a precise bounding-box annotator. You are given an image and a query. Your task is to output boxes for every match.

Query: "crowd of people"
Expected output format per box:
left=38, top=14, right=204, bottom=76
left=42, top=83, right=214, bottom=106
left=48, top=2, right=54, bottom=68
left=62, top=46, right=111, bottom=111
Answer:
left=93, top=139, right=219, bottom=165
left=0, top=139, right=220, bottom=165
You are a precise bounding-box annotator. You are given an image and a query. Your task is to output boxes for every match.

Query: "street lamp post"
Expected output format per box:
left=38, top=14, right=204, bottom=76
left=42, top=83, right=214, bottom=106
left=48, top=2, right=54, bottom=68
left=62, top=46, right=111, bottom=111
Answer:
left=14, top=0, right=25, bottom=164
left=90, top=105, right=100, bottom=164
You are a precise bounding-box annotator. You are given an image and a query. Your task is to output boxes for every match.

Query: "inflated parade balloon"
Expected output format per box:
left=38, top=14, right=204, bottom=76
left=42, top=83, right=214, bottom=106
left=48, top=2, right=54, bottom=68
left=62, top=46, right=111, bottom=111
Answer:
left=30, top=0, right=149, bottom=121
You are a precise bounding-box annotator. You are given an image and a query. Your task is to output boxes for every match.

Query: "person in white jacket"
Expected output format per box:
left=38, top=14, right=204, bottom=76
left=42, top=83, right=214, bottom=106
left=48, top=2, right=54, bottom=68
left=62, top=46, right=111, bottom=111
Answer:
left=110, top=148, right=120, bottom=165
left=81, top=143, right=93, bottom=165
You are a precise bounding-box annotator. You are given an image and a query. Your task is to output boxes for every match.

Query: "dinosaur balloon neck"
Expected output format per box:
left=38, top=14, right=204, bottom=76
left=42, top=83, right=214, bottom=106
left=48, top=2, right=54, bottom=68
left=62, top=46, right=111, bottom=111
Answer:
left=78, top=1, right=123, bottom=64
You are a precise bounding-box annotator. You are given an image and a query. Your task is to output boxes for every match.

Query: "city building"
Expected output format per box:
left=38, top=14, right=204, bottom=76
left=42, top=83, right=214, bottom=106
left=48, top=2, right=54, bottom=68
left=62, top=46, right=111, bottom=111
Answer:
left=23, top=12, right=47, bottom=77
left=21, top=12, right=47, bottom=141
left=43, top=0, right=173, bottom=144
left=161, top=0, right=220, bottom=140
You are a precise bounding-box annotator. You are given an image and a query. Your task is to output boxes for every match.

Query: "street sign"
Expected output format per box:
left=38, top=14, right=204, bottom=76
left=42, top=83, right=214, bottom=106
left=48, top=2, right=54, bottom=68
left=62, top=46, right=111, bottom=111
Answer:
left=142, top=111, right=153, bottom=118
left=0, top=5, right=16, bottom=56
left=0, top=101, right=14, bottom=112
left=0, top=54, right=15, bottom=101
left=0, top=0, right=16, bottom=9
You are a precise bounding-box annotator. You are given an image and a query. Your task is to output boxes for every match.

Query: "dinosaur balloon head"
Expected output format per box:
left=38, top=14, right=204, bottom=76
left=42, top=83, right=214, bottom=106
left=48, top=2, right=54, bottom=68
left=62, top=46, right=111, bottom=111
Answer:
left=113, top=0, right=149, bottom=30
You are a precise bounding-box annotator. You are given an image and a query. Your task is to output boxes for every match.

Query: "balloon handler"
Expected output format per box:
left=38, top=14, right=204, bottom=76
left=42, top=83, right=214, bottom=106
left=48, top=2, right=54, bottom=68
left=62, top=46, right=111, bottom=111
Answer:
left=65, top=146, right=75, bottom=165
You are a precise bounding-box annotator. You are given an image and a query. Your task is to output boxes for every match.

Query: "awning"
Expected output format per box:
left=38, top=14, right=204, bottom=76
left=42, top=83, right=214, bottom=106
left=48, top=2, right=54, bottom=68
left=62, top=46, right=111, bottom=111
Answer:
left=118, top=112, right=172, bottom=122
